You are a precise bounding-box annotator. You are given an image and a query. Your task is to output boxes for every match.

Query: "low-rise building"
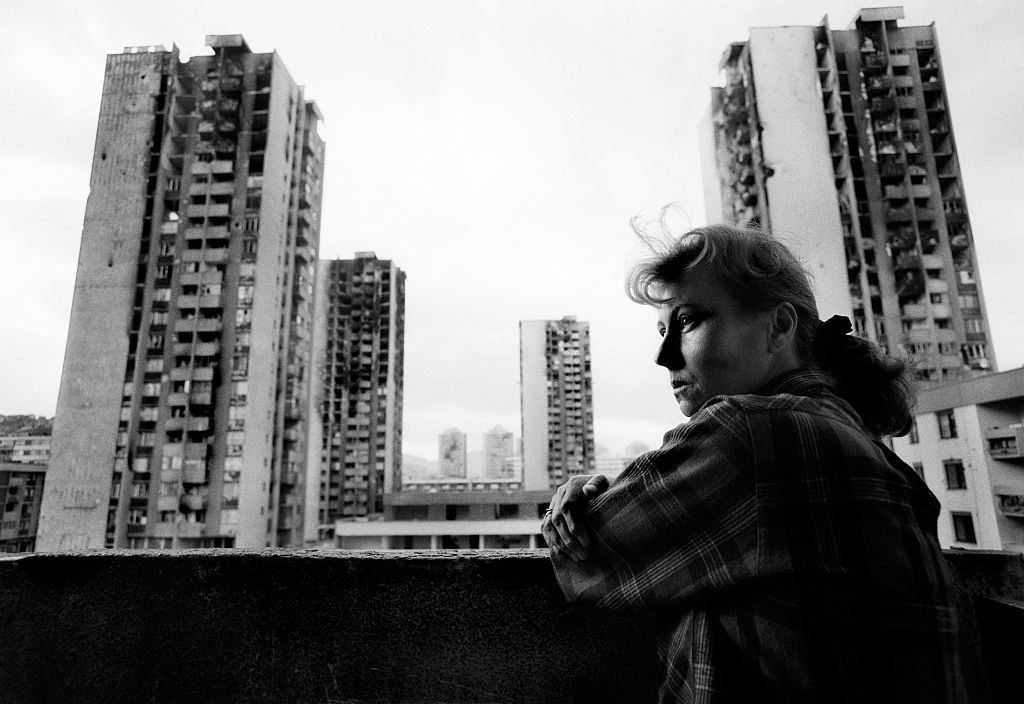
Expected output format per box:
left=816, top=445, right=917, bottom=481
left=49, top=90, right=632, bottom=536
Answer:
left=1, top=462, right=47, bottom=553
left=0, top=436, right=51, bottom=465
left=332, top=489, right=549, bottom=550
left=893, top=367, right=1024, bottom=552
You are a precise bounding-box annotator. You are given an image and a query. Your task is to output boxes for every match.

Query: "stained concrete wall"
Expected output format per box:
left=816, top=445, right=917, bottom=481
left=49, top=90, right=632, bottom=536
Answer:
left=0, top=549, right=1020, bottom=703
left=0, top=550, right=659, bottom=703
left=748, top=26, right=853, bottom=321
left=37, top=51, right=168, bottom=551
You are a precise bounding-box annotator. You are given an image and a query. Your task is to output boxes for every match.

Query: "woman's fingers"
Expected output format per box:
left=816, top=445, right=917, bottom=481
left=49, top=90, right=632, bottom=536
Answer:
left=582, top=474, right=609, bottom=498
left=543, top=474, right=609, bottom=561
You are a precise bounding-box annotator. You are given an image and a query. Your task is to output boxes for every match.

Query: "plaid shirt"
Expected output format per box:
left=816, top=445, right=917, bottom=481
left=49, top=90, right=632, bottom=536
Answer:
left=552, top=369, right=964, bottom=703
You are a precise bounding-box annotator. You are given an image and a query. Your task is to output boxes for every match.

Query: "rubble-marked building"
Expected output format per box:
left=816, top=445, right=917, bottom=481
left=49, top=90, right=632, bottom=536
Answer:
left=38, top=35, right=324, bottom=550
left=307, top=253, right=405, bottom=539
left=893, top=367, right=1024, bottom=553
left=519, top=317, right=595, bottom=490
left=701, top=6, right=995, bottom=383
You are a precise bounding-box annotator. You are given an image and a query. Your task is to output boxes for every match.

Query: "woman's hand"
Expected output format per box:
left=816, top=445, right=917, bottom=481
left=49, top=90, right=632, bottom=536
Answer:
left=541, top=474, right=609, bottom=562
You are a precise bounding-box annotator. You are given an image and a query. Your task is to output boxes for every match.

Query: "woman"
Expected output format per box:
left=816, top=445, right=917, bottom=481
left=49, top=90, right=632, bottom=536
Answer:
left=541, top=224, right=964, bottom=703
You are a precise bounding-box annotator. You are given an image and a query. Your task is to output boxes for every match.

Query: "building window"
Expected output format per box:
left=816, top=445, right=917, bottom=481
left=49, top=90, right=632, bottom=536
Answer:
left=937, top=410, right=957, bottom=439
left=944, top=460, right=967, bottom=490
left=908, top=418, right=919, bottom=444
left=951, top=512, right=976, bottom=544
left=911, top=462, right=924, bottom=479
left=495, top=503, right=519, bottom=519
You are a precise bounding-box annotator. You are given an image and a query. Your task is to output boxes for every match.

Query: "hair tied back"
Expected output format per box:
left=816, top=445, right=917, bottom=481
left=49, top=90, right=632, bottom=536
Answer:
left=820, top=315, right=852, bottom=338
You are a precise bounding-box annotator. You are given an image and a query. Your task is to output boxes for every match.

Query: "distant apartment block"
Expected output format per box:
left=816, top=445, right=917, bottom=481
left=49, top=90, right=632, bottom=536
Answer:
left=307, top=253, right=405, bottom=536
left=332, top=489, right=549, bottom=550
left=439, top=428, right=468, bottom=479
left=483, top=425, right=517, bottom=479
left=893, top=367, right=1024, bottom=553
left=38, top=35, right=324, bottom=550
left=700, top=6, right=995, bottom=384
left=0, top=436, right=51, bottom=465
left=0, top=463, right=46, bottom=553
left=519, top=317, right=595, bottom=490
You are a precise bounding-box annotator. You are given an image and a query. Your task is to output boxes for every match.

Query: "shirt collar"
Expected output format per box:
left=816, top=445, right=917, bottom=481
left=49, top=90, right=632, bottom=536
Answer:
left=754, top=367, right=835, bottom=398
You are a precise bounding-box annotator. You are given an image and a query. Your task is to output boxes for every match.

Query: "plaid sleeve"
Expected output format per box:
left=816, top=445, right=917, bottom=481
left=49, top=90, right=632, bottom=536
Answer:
left=552, top=398, right=759, bottom=610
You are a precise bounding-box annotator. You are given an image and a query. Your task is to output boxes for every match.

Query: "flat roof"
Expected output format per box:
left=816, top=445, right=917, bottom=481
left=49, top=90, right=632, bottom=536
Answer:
left=914, top=367, right=1024, bottom=414
left=854, top=7, right=906, bottom=25
left=386, top=489, right=551, bottom=506
left=0, top=462, right=47, bottom=474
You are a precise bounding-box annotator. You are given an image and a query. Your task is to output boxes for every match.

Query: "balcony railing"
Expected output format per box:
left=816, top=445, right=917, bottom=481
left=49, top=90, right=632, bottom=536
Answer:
left=986, top=427, right=1024, bottom=461
left=0, top=550, right=1019, bottom=703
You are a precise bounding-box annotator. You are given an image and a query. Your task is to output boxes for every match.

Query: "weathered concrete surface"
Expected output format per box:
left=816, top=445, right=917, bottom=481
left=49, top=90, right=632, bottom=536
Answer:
left=0, top=549, right=659, bottom=703
left=943, top=550, right=1024, bottom=704
left=0, top=549, right=1021, bottom=703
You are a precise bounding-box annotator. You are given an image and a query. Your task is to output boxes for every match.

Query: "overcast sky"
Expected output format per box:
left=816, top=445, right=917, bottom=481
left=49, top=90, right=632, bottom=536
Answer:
left=2, top=1, right=1021, bottom=459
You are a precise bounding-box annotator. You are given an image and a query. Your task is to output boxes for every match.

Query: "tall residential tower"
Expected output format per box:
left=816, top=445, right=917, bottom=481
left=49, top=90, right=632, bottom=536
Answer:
left=307, top=253, right=404, bottom=535
left=701, top=6, right=995, bottom=384
left=38, top=35, right=324, bottom=550
left=519, top=317, right=595, bottom=490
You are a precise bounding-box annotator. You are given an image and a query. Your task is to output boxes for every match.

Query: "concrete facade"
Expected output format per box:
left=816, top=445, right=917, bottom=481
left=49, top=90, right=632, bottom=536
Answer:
left=893, top=367, right=1024, bottom=553
left=748, top=26, right=853, bottom=320
left=519, top=317, right=595, bottom=490
left=703, top=7, right=996, bottom=383
left=38, top=36, right=323, bottom=551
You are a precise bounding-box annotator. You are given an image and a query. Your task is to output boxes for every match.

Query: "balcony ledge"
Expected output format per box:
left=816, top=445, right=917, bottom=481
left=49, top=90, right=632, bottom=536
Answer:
left=0, top=549, right=1021, bottom=703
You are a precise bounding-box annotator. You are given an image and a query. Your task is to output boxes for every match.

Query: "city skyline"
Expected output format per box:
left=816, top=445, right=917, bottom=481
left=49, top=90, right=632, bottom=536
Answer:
left=2, top=1, right=1022, bottom=461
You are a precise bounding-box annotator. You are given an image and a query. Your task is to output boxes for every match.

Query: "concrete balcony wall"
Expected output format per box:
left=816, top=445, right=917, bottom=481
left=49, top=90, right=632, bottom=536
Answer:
left=0, top=550, right=1021, bottom=703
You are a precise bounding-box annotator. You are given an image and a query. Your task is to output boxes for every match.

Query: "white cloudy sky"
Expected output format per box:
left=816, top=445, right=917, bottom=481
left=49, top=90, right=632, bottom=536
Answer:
left=1, top=1, right=1022, bottom=459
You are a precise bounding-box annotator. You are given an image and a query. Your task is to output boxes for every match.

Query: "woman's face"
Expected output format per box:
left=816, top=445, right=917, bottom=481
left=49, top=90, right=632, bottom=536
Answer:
left=655, top=266, right=780, bottom=416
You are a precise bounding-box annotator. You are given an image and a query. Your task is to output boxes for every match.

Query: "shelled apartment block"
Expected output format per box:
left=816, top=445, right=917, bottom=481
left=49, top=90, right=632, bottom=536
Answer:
left=700, top=6, right=995, bottom=383
left=306, top=253, right=404, bottom=539
left=37, top=35, right=324, bottom=550
left=520, top=317, right=595, bottom=490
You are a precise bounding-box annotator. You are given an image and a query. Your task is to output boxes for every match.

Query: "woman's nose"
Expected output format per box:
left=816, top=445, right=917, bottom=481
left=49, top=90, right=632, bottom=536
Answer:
left=655, top=336, right=682, bottom=370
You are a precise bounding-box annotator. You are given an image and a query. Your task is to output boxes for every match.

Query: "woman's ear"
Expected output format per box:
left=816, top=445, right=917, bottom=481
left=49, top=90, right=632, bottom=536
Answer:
left=766, top=302, right=799, bottom=353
